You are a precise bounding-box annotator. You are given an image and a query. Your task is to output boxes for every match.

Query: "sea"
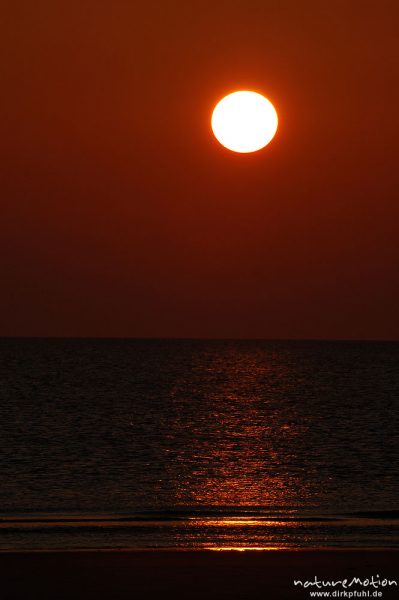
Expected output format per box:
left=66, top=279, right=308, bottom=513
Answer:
left=0, top=338, right=398, bottom=551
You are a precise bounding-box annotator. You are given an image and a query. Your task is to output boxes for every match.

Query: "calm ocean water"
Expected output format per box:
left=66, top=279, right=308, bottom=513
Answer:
left=0, top=338, right=398, bottom=550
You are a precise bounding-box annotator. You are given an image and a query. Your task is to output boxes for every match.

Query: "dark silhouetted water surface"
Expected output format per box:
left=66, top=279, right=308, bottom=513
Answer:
left=0, top=338, right=398, bottom=549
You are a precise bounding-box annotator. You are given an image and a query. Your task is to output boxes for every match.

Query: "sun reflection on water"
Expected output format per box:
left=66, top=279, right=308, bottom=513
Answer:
left=207, top=546, right=288, bottom=551
left=166, top=345, right=313, bottom=509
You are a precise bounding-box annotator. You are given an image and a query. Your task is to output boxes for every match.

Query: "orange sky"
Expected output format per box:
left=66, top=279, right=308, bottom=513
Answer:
left=1, top=1, right=398, bottom=338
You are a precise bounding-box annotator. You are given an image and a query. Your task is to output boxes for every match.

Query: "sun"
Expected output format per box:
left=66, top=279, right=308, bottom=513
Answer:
left=211, top=91, right=278, bottom=153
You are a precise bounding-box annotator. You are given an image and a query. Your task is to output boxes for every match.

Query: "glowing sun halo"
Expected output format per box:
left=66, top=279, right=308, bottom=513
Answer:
left=211, top=91, right=278, bottom=153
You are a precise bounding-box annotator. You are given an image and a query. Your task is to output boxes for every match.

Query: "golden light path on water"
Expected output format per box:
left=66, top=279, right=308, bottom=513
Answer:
left=207, top=547, right=289, bottom=551
left=187, top=519, right=300, bottom=527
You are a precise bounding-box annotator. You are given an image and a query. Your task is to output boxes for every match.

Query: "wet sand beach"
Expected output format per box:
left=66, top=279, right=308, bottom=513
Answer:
left=1, top=549, right=398, bottom=600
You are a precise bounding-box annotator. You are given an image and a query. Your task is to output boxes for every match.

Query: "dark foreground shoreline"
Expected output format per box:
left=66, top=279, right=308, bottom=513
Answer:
left=0, top=549, right=398, bottom=600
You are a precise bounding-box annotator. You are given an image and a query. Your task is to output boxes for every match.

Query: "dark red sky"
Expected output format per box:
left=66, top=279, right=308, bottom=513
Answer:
left=1, top=1, right=398, bottom=339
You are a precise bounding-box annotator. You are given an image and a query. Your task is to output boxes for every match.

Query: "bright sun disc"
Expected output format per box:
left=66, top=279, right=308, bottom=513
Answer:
left=211, top=91, right=278, bottom=153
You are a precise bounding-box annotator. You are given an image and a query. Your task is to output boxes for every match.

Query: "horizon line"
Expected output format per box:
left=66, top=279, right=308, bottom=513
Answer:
left=0, top=336, right=397, bottom=343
